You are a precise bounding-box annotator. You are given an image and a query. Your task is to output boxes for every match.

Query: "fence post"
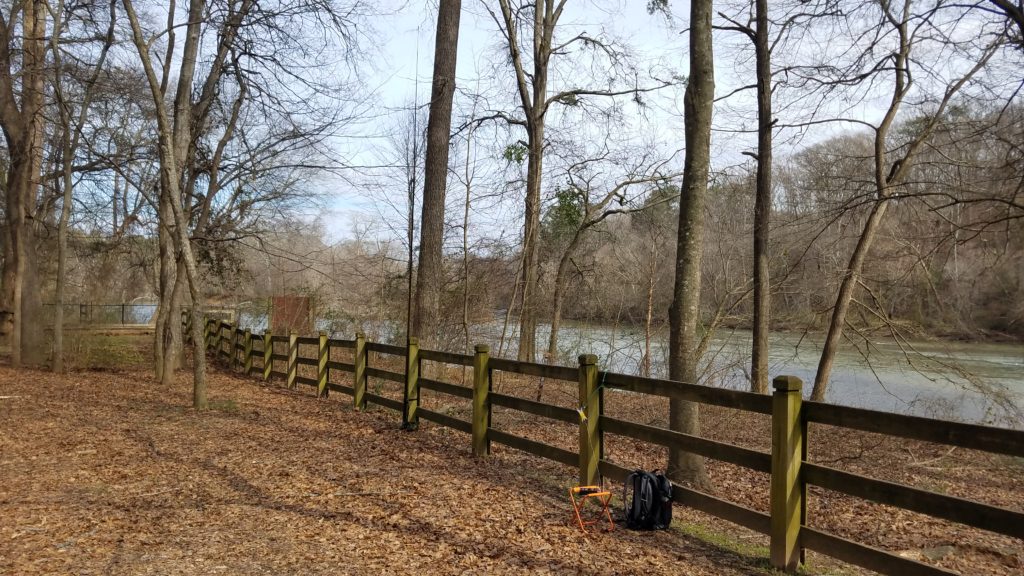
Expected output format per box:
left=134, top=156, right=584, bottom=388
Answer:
left=471, top=344, right=490, bottom=457
left=770, top=375, right=805, bottom=572
left=243, top=329, right=253, bottom=375
left=213, top=319, right=223, bottom=353
left=287, top=331, right=298, bottom=389
left=317, top=331, right=329, bottom=398
left=402, top=337, right=420, bottom=429
left=263, top=329, right=273, bottom=381
left=184, top=313, right=193, bottom=345
left=577, top=354, right=601, bottom=486
left=230, top=328, right=240, bottom=370
left=353, top=332, right=367, bottom=410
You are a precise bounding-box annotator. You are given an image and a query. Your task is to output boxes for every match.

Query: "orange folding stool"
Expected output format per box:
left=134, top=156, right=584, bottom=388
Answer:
left=569, top=485, right=614, bottom=533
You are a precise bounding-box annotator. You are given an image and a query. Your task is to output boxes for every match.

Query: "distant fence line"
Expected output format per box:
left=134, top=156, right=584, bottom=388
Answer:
left=43, top=304, right=241, bottom=327
left=190, top=315, right=1024, bottom=576
left=43, top=303, right=158, bottom=326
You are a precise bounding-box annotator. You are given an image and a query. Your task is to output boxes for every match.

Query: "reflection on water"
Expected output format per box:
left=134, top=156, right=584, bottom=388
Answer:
left=481, top=322, right=1024, bottom=429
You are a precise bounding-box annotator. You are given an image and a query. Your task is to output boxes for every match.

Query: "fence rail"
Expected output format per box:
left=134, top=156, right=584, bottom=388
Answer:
left=45, top=303, right=158, bottom=326
left=189, top=316, right=1024, bottom=576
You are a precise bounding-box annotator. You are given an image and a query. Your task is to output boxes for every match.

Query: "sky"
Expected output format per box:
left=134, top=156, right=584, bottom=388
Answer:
left=314, top=0, right=1017, bottom=242
left=319, top=1, right=692, bottom=241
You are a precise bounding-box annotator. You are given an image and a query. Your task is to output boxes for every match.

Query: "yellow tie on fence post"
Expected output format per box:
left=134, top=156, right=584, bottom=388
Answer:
left=287, top=331, right=298, bottom=389
left=471, top=344, right=490, bottom=457
left=317, top=331, right=329, bottom=398
left=770, top=375, right=805, bottom=572
left=577, top=354, right=601, bottom=487
left=353, top=332, right=367, bottom=410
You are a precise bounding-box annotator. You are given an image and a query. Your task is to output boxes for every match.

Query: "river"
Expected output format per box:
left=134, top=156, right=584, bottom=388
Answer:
left=485, top=322, right=1024, bottom=429
left=234, top=310, right=1024, bottom=428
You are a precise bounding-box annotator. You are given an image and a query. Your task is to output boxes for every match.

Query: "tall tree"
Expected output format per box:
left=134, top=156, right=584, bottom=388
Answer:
left=488, top=0, right=559, bottom=362
left=49, top=0, right=117, bottom=373
left=543, top=153, right=678, bottom=365
left=715, top=0, right=775, bottom=394
left=486, top=0, right=670, bottom=361
left=809, top=0, right=1003, bottom=401
left=412, top=0, right=462, bottom=347
left=667, top=0, right=713, bottom=487
left=0, top=0, right=48, bottom=367
left=750, top=0, right=773, bottom=395
left=122, top=0, right=259, bottom=406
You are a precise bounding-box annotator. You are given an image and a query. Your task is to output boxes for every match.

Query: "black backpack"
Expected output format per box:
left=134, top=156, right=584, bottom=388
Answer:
left=623, top=470, right=673, bottom=530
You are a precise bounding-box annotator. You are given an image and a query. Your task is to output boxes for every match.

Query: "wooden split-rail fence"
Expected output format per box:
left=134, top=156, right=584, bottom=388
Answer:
left=188, top=316, right=1024, bottom=576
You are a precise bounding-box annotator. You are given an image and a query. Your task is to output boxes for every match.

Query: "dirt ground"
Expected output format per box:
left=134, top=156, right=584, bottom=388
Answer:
left=2, top=364, right=810, bottom=576
left=4, top=356, right=1021, bottom=576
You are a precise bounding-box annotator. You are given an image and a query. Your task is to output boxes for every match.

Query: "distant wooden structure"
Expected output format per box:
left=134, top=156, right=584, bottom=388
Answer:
left=270, top=295, right=311, bottom=334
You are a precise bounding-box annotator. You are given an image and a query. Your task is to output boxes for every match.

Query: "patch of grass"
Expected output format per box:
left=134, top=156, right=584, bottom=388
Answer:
left=670, top=522, right=853, bottom=576
left=999, top=455, right=1024, bottom=470
left=61, top=331, right=151, bottom=371
left=672, top=521, right=772, bottom=566
left=208, top=398, right=240, bottom=413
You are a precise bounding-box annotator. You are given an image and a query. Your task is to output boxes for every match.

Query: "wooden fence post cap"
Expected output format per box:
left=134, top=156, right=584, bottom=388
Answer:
left=408, top=337, right=419, bottom=346
left=475, top=344, right=489, bottom=354
left=290, top=330, right=297, bottom=336
left=579, top=354, right=598, bottom=365
left=319, top=331, right=328, bottom=337
left=773, top=375, right=803, bottom=392
left=356, top=331, right=365, bottom=339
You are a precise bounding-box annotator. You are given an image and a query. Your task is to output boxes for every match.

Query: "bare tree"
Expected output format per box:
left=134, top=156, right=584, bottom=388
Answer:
left=49, top=0, right=117, bottom=372
left=413, top=0, right=462, bottom=347
left=121, top=0, right=261, bottom=405
left=543, top=151, right=679, bottom=367
left=667, top=0, right=714, bottom=487
left=0, top=0, right=48, bottom=367
left=810, top=0, right=1004, bottom=401
left=484, top=0, right=672, bottom=361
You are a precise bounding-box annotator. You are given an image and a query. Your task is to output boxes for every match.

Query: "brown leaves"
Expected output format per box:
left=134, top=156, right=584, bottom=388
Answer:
left=2, top=364, right=1021, bottom=575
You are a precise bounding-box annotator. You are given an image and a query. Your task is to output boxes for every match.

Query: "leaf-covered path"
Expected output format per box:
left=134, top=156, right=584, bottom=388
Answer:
left=1, top=366, right=782, bottom=575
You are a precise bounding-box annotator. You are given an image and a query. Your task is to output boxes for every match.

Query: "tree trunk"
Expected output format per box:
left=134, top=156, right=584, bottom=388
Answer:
left=0, top=199, right=12, bottom=350
left=4, top=148, right=45, bottom=367
left=643, top=243, right=658, bottom=378
left=153, top=197, right=176, bottom=382
left=750, top=0, right=772, bottom=395
left=810, top=199, right=891, bottom=400
left=518, top=125, right=544, bottom=362
left=160, top=158, right=208, bottom=408
left=6, top=151, right=30, bottom=369
left=161, top=258, right=186, bottom=385
left=461, top=119, right=474, bottom=355
left=54, top=139, right=74, bottom=373
left=2, top=1, right=47, bottom=368
left=546, top=232, right=583, bottom=362
left=412, top=0, right=462, bottom=348
left=667, top=0, right=713, bottom=488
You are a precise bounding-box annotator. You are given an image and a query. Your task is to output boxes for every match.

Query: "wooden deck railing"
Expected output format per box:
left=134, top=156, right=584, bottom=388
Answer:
left=190, top=317, right=1024, bottom=576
